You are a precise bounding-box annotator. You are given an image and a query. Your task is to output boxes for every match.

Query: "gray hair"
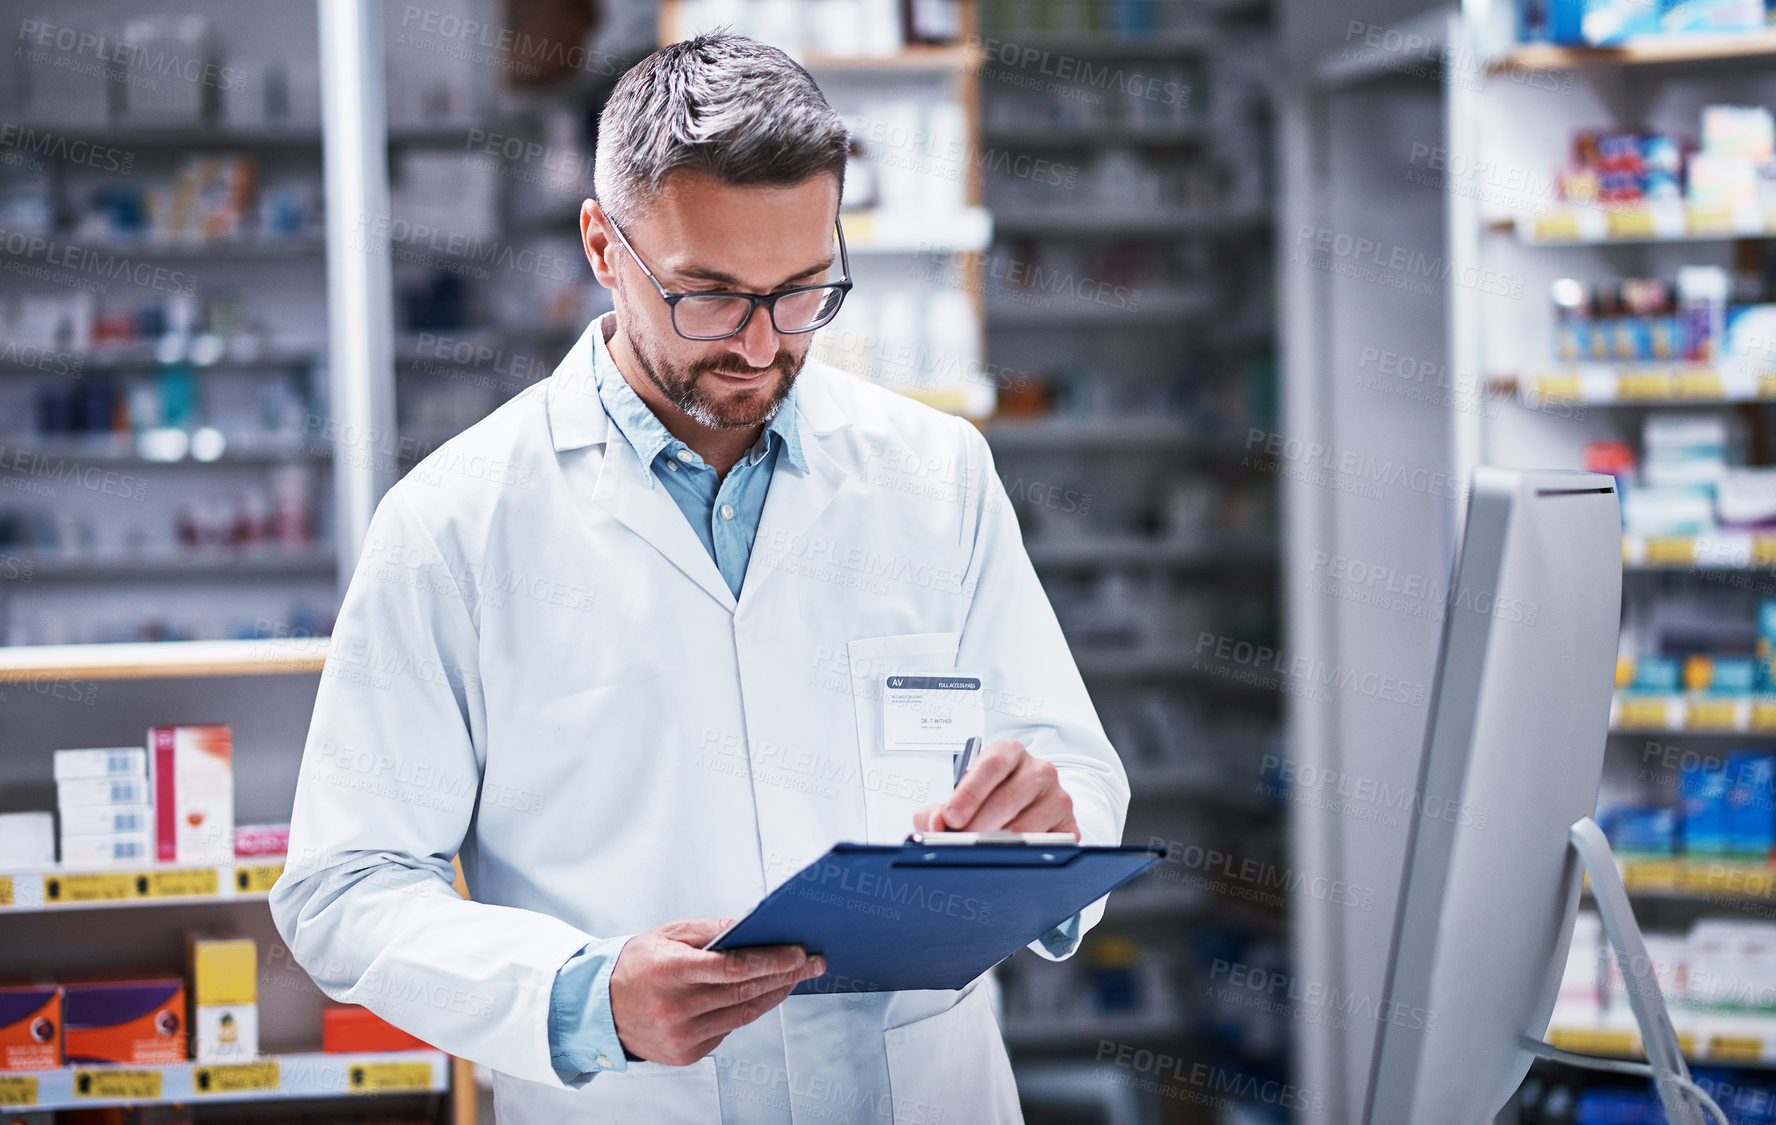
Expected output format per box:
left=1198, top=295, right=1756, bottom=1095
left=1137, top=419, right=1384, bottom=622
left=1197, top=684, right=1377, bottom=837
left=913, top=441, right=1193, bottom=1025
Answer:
left=594, top=32, right=850, bottom=226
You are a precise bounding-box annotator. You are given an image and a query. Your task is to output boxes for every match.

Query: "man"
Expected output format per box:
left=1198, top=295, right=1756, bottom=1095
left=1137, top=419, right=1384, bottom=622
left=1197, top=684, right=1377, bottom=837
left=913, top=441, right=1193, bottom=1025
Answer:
left=271, top=32, right=1129, bottom=1124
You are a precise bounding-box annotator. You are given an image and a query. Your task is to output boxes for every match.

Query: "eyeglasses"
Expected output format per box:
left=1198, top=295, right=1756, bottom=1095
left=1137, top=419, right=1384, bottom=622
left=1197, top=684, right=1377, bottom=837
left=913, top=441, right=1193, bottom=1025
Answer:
left=604, top=213, right=854, bottom=341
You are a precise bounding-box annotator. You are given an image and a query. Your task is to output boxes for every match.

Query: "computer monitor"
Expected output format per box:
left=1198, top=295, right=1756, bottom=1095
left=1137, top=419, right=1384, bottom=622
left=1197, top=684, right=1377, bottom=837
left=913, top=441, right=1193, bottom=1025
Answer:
left=1360, top=467, right=1712, bottom=1124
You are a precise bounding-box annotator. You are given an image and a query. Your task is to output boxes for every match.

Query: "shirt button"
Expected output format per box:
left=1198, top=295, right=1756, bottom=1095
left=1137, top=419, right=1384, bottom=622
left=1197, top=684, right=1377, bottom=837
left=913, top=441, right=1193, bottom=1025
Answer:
left=720, top=504, right=735, bottom=520
left=596, top=1055, right=612, bottom=1069
left=665, top=460, right=679, bottom=471
left=675, top=449, right=694, bottom=463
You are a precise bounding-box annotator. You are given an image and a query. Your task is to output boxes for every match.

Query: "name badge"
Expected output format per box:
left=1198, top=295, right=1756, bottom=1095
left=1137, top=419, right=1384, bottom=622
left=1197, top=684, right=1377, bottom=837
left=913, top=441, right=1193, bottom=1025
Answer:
left=882, top=673, right=984, bottom=755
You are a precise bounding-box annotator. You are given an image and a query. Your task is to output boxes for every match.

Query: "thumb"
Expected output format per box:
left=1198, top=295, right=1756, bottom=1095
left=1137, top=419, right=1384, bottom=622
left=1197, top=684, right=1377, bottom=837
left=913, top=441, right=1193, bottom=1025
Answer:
left=660, top=917, right=736, bottom=944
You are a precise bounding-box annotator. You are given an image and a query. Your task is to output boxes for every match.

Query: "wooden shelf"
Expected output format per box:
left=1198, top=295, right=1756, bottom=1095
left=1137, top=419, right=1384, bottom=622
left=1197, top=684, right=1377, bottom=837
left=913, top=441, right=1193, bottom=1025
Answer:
left=1493, top=30, right=1776, bottom=72
left=0, top=638, right=329, bottom=681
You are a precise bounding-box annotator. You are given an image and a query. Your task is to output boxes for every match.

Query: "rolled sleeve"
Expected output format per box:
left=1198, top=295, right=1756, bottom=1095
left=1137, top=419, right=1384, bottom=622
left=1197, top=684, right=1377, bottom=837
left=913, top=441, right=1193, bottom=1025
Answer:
left=548, top=934, right=636, bottom=1085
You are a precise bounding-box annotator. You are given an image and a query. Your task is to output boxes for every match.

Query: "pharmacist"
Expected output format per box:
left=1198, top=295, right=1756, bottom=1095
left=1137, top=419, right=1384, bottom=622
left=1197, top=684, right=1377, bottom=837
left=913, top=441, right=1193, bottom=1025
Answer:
left=271, top=32, right=1128, bottom=1125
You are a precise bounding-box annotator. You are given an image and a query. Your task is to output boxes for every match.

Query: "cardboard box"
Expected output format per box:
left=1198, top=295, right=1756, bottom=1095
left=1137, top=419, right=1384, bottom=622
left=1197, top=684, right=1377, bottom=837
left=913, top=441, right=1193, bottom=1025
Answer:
left=186, top=935, right=257, bottom=1061
left=0, top=981, right=60, bottom=1071
left=57, top=777, right=151, bottom=808
left=52, top=748, right=147, bottom=781
left=148, top=726, right=234, bottom=864
left=59, top=832, right=152, bottom=868
left=322, top=1005, right=429, bottom=1053
left=60, top=805, right=153, bottom=838
left=232, top=824, right=289, bottom=858
left=0, top=813, right=54, bottom=867
left=61, top=977, right=186, bottom=1065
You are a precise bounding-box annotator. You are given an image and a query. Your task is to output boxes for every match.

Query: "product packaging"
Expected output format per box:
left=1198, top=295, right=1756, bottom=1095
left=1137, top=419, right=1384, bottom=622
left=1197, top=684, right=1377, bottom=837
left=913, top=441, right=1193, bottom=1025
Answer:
left=186, top=935, right=257, bottom=1061
left=148, top=725, right=235, bottom=864
left=321, top=1005, right=430, bottom=1053
left=56, top=777, right=151, bottom=809
left=59, top=805, right=153, bottom=838
left=59, top=833, right=153, bottom=868
left=61, top=976, right=186, bottom=1065
left=0, top=980, right=61, bottom=1071
left=0, top=813, right=54, bottom=868
left=52, top=748, right=147, bottom=781
left=1682, top=758, right=1733, bottom=854
left=1727, top=750, right=1776, bottom=856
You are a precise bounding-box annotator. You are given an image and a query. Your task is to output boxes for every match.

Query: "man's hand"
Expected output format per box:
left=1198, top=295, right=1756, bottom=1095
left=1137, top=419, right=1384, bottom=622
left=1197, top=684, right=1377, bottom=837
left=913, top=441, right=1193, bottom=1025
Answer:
left=911, top=738, right=1079, bottom=837
left=608, top=918, right=826, bottom=1066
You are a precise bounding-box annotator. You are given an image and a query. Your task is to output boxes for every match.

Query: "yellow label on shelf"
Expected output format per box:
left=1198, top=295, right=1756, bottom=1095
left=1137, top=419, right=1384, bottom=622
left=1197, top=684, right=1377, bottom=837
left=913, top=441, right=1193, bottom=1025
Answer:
left=1532, top=214, right=1581, bottom=242
left=194, top=1061, right=280, bottom=1095
left=1755, top=537, right=1776, bottom=567
left=73, top=1068, right=162, bottom=1100
left=1687, top=698, right=1740, bottom=730
left=1685, top=862, right=1776, bottom=899
left=235, top=864, right=284, bottom=893
left=1616, top=698, right=1674, bottom=730
left=1533, top=375, right=1583, bottom=404
left=1673, top=370, right=1723, bottom=399
left=1688, top=207, right=1736, bottom=236
left=1607, top=210, right=1656, bottom=240
left=146, top=868, right=218, bottom=898
left=47, top=872, right=137, bottom=903
left=1761, top=374, right=1776, bottom=400
left=1547, top=1028, right=1637, bottom=1056
left=1677, top=1032, right=1698, bottom=1057
left=1616, top=372, right=1674, bottom=400
left=1754, top=700, right=1776, bottom=731
left=1710, top=1034, right=1765, bottom=1062
left=0, top=876, right=11, bottom=907
left=1643, top=537, right=1697, bottom=567
left=845, top=210, right=876, bottom=241
left=348, top=1061, right=434, bottom=1093
left=0, top=1075, right=37, bottom=1106
left=1622, top=859, right=1680, bottom=893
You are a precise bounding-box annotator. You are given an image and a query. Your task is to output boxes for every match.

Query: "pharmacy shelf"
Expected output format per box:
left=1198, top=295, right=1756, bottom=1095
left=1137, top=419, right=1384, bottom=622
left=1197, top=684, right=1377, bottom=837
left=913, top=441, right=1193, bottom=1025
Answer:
left=841, top=207, right=993, bottom=253
left=0, top=1049, right=449, bottom=1112
left=10, top=235, right=328, bottom=261
left=980, top=121, right=1208, bottom=146
left=0, top=858, right=285, bottom=913
left=1622, top=533, right=1776, bottom=571
left=0, top=125, right=533, bottom=149
left=800, top=45, right=984, bottom=71
left=1492, top=30, right=1776, bottom=72
left=987, top=291, right=1216, bottom=325
left=1544, top=1019, right=1776, bottom=1069
left=1000, top=1012, right=1184, bottom=1050
left=1511, top=203, right=1776, bottom=245
left=1610, top=857, right=1776, bottom=903
left=993, top=207, right=1269, bottom=237
left=9, top=548, right=335, bottom=582
left=1610, top=693, right=1776, bottom=734
left=0, top=349, right=317, bottom=376
left=986, top=416, right=1201, bottom=449
left=1025, top=536, right=1277, bottom=569
left=1506, top=364, right=1776, bottom=406
left=0, top=637, right=328, bottom=680
left=2, top=435, right=330, bottom=465
left=977, top=33, right=1215, bottom=59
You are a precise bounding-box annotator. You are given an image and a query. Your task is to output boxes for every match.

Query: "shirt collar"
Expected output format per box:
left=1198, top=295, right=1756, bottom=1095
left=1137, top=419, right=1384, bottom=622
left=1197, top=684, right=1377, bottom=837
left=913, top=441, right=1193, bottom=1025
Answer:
left=590, top=312, right=808, bottom=477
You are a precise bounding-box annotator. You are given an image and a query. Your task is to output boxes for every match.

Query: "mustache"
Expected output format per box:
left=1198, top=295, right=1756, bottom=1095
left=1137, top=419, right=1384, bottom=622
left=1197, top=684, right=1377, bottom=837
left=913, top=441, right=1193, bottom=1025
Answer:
left=689, top=352, right=792, bottom=378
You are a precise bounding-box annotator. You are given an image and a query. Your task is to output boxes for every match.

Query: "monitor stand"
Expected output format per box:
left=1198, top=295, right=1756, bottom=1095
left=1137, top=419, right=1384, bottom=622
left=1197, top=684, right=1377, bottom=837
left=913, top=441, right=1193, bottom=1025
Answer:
left=1545, top=817, right=1707, bottom=1125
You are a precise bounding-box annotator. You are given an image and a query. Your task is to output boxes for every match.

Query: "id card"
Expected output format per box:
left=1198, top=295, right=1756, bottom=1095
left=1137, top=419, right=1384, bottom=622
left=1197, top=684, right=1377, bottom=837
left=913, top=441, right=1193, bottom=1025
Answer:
left=882, top=673, right=984, bottom=755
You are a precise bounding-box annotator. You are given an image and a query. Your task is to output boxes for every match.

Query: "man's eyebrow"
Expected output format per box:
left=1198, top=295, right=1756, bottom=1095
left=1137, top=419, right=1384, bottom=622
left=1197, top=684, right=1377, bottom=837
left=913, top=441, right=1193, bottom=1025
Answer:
left=669, top=255, right=835, bottom=289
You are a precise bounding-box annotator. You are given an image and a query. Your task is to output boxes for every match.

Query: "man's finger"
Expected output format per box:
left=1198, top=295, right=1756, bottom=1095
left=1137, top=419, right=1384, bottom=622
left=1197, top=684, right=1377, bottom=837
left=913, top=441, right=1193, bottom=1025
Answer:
left=1004, top=787, right=1074, bottom=833
left=658, top=918, right=736, bottom=945
left=942, top=740, right=1022, bottom=827
left=964, top=754, right=1051, bottom=832
left=702, top=956, right=827, bottom=1013
left=679, top=943, right=809, bottom=985
left=690, top=977, right=808, bottom=1039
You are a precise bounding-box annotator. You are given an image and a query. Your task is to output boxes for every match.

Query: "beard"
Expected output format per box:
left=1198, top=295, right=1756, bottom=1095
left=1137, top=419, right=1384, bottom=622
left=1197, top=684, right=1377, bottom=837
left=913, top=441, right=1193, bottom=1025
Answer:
left=627, top=319, right=804, bottom=430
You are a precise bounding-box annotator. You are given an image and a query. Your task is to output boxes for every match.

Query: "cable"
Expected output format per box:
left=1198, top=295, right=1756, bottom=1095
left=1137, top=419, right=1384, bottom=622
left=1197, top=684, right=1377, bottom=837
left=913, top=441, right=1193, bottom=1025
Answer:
left=1522, top=1039, right=1729, bottom=1125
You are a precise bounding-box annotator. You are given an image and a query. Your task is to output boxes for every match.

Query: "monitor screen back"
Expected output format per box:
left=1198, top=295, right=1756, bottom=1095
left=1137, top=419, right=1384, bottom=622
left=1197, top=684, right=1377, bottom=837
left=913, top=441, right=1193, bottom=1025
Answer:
left=1363, top=467, right=1622, bottom=1124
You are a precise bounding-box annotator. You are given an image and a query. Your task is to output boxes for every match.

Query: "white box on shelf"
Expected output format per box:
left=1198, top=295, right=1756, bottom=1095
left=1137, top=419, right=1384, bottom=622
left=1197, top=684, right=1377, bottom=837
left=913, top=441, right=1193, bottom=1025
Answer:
left=59, top=831, right=153, bottom=867
left=53, top=747, right=147, bottom=781
left=59, top=804, right=153, bottom=837
left=0, top=811, right=55, bottom=867
left=57, top=775, right=151, bottom=808
left=149, top=725, right=235, bottom=864
left=194, top=1003, right=259, bottom=1060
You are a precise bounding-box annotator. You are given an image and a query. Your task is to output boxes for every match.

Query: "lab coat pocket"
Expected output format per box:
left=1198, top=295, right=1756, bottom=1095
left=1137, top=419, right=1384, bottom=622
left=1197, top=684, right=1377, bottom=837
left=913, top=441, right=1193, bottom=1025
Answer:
left=847, top=632, right=962, bottom=844
left=882, top=980, right=1022, bottom=1125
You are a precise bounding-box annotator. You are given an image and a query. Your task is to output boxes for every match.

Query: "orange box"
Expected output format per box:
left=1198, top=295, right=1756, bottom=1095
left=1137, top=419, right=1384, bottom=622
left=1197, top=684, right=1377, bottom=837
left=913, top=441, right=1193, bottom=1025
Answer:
left=0, top=979, right=61, bottom=1071
left=60, top=976, right=186, bottom=1065
left=321, top=1005, right=429, bottom=1053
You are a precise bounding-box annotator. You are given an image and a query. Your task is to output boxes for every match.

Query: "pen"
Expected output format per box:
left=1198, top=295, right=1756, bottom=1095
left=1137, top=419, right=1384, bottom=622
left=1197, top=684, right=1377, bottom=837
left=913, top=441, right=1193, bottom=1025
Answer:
left=953, top=735, right=980, bottom=787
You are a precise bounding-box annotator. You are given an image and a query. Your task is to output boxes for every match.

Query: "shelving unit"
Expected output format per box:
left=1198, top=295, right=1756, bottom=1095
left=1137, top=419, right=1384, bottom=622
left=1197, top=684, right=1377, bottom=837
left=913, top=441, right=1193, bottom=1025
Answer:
left=1446, top=15, right=1776, bottom=1117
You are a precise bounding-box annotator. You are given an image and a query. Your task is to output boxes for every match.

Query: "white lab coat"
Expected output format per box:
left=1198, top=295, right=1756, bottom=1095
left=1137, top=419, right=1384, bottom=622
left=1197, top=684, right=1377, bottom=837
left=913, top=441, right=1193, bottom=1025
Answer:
left=270, top=314, right=1131, bottom=1124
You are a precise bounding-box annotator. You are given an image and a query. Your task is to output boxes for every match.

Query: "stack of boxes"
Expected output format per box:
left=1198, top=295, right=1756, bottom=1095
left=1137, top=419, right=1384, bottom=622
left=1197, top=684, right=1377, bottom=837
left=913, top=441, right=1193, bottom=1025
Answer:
left=54, top=747, right=152, bottom=867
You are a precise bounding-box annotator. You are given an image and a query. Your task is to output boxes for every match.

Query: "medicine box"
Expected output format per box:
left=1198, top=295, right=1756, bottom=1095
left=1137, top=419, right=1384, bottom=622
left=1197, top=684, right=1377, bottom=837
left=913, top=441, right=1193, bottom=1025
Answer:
left=60, top=805, right=153, bottom=838
left=57, top=776, right=151, bottom=808
left=61, top=976, right=186, bottom=1065
left=52, top=748, right=147, bottom=781
left=0, top=981, right=61, bottom=1071
left=59, top=832, right=153, bottom=868
left=149, top=725, right=235, bottom=864
left=1727, top=751, right=1775, bottom=856
left=187, top=935, right=257, bottom=1060
left=1683, top=759, right=1733, bottom=855
left=0, top=812, right=54, bottom=867
left=322, top=1005, right=430, bottom=1053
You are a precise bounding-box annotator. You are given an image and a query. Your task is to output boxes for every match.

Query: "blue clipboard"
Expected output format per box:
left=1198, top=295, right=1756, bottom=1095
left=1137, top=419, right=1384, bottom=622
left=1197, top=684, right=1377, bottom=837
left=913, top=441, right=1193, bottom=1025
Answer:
left=704, top=834, right=1164, bottom=994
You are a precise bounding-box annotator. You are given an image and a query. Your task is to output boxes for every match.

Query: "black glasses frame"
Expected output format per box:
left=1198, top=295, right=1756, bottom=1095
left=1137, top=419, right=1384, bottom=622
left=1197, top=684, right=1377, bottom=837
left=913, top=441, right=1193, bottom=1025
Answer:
left=604, top=213, right=854, bottom=341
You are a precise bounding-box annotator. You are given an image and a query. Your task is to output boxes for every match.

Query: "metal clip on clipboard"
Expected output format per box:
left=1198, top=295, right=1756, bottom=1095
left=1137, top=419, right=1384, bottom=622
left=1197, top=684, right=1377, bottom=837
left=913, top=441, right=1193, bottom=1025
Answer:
left=895, top=830, right=1087, bottom=866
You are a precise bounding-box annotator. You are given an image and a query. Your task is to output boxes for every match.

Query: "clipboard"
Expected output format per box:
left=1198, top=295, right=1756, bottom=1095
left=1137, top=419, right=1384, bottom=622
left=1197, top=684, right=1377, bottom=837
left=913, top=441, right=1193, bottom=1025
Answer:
left=704, top=832, right=1165, bottom=994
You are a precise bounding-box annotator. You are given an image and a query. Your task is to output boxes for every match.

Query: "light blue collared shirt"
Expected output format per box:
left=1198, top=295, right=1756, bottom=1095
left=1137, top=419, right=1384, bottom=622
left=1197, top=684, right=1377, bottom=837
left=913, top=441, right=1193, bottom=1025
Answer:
left=545, top=319, right=1077, bottom=1083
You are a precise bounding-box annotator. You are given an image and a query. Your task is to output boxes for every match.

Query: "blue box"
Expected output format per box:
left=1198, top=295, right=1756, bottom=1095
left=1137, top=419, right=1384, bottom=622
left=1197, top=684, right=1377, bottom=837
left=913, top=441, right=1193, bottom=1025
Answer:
left=1728, top=751, right=1776, bottom=857
left=1631, top=656, right=1682, bottom=694
left=1603, top=804, right=1678, bottom=855
left=1683, top=759, right=1733, bottom=855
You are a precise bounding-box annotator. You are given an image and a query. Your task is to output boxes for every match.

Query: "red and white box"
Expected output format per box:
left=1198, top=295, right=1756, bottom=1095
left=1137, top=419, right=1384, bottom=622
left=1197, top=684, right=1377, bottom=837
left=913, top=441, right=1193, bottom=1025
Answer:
left=148, top=726, right=235, bottom=864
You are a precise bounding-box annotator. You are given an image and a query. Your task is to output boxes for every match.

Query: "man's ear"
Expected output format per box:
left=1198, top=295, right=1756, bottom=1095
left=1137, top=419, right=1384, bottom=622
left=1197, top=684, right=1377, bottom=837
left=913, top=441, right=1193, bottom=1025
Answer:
left=582, top=200, right=618, bottom=289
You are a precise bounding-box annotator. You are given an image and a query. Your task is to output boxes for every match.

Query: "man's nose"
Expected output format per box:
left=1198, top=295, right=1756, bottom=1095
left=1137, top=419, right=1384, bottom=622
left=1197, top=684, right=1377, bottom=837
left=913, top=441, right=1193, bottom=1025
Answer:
left=731, top=303, right=782, bottom=368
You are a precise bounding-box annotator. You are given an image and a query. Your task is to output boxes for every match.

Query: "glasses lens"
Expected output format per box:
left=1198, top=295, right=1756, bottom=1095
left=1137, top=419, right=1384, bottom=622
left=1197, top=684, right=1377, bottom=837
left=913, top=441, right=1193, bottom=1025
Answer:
left=771, top=286, right=848, bottom=333
left=673, top=294, right=754, bottom=339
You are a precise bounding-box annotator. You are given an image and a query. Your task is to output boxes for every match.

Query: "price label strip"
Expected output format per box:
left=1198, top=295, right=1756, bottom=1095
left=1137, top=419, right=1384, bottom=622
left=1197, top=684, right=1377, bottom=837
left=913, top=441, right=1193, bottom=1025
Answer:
left=0, top=1075, right=37, bottom=1107
left=236, top=864, right=284, bottom=893
left=73, top=1068, right=162, bottom=1100
left=349, top=1061, right=435, bottom=1093
left=194, top=1060, right=280, bottom=1095
left=0, top=876, right=11, bottom=908
left=43, top=868, right=219, bottom=904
